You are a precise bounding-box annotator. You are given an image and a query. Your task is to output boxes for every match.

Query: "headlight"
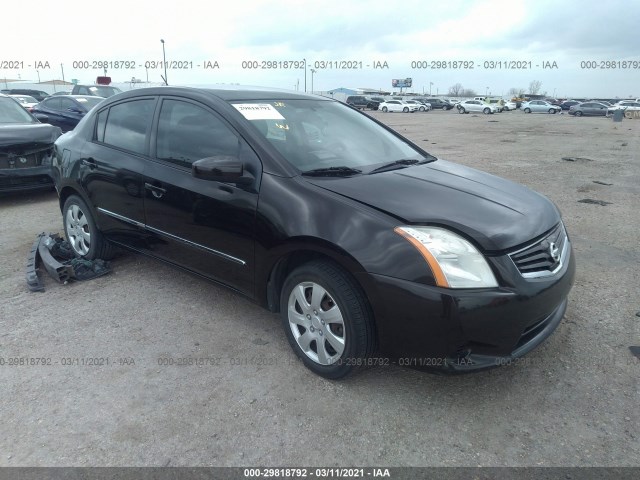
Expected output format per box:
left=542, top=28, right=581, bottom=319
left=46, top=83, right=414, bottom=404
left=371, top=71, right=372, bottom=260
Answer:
left=395, top=226, right=498, bottom=288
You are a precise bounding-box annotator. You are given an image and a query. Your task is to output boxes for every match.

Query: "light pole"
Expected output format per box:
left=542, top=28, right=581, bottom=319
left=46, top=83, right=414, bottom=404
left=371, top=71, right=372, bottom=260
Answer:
left=310, top=68, right=316, bottom=94
left=160, top=39, right=168, bottom=85
left=304, top=59, right=307, bottom=92
left=36, top=70, right=40, bottom=82
left=485, top=86, right=489, bottom=96
left=430, top=82, right=433, bottom=96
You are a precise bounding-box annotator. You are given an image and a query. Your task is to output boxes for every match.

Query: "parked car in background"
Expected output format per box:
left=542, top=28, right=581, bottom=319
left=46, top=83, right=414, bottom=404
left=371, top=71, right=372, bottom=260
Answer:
left=560, top=100, right=581, bottom=110
left=51, top=91, right=72, bottom=96
left=568, top=102, right=609, bottom=117
left=52, top=86, right=574, bottom=379
left=606, top=101, right=640, bottom=115
left=456, top=100, right=498, bottom=114
left=486, top=98, right=505, bottom=112
left=521, top=101, right=561, bottom=114
left=345, top=96, right=379, bottom=110
left=417, top=98, right=453, bottom=110
left=405, top=100, right=429, bottom=112
left=503, top=100, right=518, bottom=111
left=378, top=100, right=418, bottom=112
left=1, top=89, right=50, bottom=102
left=32, top=95, right=105, bottom=132
left=0, top=94, right=61, bottom=193
left=70, top=84, right=122, bottom=98
left=9, top=95, right=39, bottom=112
left=543, top=98, right=562, bottom=106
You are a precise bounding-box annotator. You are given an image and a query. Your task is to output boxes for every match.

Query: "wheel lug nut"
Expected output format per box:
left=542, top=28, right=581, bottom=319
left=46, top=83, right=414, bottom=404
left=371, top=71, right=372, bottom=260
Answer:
left=310, top=326, right=315, bottom=332
left=313, top=310, right=318, bottom=315
left=306, top=314, right=311, bottom=319
left=319, top=331, right=323, bottom=336
left=321, top=320, right=325, bottom=325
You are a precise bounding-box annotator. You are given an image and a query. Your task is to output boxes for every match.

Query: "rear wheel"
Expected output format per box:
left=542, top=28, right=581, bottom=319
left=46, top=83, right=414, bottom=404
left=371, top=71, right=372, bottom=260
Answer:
left=280, top=261, right=375, bottom=379
left=63, top=195, right=116, bottom=260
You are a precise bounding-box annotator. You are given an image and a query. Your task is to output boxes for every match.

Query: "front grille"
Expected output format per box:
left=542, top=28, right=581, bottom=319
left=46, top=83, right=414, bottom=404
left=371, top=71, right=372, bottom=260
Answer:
left=509, top=223, right=567, bottom=277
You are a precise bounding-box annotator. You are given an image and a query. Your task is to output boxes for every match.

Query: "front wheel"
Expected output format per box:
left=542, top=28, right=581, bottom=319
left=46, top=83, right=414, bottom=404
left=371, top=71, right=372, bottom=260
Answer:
left=549, top=108, right=556, bottom=114
left=403, top=107, right=409, bottom=112
left=575, top=111, right=583, bottom=117
left=483, top=107, right=491, bottom=114
left=381, top=106, right=388, bottom=112
left=524, top=108, right=531, bottom=113
left=63, top=195, right=116, bottom=260
left=280, top=261, right=375, bottom=379
left=458, top=107, right=466, bottom=114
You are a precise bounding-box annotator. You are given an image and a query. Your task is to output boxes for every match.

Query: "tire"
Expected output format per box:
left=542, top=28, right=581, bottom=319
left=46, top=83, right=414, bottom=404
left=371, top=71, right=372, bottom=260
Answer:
left=503, top=106, right=510, bottom=111
left=280, top=260, right=375, bottom=379
left=458, top=107, right=466, bottom=114
left=419, top=106, right=425, bottom=112
left=63, top=195, right=116, bottom=260
left=524, top=108, right=531, bottom=113
left=381, top=106, right=388, bottom=112
left=575, top=111, right=583, bottom=117
left=403, top=107, right=409, bottom=113
left=548, top=108, right=555, bottom=114
left=483, top=107, right=491, bottom=114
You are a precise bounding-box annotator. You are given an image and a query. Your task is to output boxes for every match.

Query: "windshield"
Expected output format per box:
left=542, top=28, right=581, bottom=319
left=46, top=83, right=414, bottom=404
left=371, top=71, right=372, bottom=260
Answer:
left=233, top=99, right=430, bottom=172
left=14, top=96, right=37, bottom=104
left=88, top=86, right=122, bottom=97
left=0, top=97, right=37, bottom=123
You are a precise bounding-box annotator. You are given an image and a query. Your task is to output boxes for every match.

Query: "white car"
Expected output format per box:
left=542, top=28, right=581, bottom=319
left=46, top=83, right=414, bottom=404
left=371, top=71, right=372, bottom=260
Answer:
left=456, top=100, right=498, bottom=114
left=404, top=100, right=430, bottom=112
left=9, top=95, right=38, bottom=112
left=521, top=100, right=561, bottom=114
left=378, top=100, right=419, bottom=113
left=607, top=101, right=640, bottom=115
left=503, top=100, right=518, bottom=111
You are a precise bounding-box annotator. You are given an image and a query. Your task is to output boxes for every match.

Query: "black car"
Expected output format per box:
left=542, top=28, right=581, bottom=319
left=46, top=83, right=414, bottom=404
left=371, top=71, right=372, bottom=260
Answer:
left=1, top=89, right=50, bottom=102
left=0, top=94, right=61, bottom=193
left=417, top=98, right=453, bottom=110
left=345, top=95, right=379, bottom=110
left=53, top=86, right=575, bottom=379
left=560, top=100, right=581, bottom=110
left=32, top=95, right=105, bottom=132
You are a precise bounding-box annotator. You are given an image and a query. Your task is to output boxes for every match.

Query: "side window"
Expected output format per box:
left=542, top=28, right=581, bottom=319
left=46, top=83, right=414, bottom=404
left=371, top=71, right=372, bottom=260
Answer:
left=44, top=98, right=62, bottom=111
left=95, top=109, right=107, bottom=143
left=59, top=98, right=77, bottom=111
left=103, top=99, right=154, bottom=155
left=156, top=99, right=239, bottom=168
left=77, top=87, right=88, bottom=95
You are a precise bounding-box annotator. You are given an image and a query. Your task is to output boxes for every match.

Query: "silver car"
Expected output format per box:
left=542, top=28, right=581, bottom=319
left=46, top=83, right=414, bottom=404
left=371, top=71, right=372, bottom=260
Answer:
left=522, top=100, right=561, bottom=114
left=456, top=100, right=498, bottom=114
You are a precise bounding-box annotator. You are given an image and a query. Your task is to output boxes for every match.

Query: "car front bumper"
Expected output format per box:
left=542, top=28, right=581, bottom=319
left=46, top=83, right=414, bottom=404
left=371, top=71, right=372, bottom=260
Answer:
left=0, top=165, right=54, bottom=193
left=361, top=241, right=576, bottom=372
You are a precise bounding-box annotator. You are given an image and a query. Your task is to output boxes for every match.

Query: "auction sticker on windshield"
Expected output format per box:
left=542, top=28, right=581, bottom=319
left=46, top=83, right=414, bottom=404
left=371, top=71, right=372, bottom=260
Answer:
left=232, top=103, right=284, bottom=120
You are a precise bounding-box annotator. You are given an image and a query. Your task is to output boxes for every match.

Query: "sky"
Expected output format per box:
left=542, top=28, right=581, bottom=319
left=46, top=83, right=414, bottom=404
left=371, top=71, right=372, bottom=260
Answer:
left=3, top=0, right=639, bottom=98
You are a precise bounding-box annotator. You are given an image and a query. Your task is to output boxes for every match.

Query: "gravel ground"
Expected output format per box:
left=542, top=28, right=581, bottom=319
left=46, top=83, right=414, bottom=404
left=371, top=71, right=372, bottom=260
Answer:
left=0, top=109, right=638, bottom=467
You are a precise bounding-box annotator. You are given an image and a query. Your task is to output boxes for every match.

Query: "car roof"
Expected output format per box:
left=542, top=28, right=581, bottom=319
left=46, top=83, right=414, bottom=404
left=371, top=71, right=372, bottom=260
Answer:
left=103, top=86, right=327, bottom=103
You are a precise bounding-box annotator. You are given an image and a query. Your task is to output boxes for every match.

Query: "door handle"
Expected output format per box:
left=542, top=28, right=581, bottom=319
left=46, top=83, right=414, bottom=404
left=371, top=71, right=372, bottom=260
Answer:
left=145, top=182, right=167, bottom=198
left=81, top=157, right=97, bottom=169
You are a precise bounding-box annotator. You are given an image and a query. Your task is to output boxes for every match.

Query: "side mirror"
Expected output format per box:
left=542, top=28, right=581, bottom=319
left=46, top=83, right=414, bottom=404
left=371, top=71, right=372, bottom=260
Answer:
left=192, top=156, right=254, bottom=185
left=34, top=113, right=49, bottom=123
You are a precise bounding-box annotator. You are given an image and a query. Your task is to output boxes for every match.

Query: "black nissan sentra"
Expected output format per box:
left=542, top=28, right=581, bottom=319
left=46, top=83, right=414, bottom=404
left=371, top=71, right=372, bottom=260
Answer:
left=52, top=87, right=575, bottom=379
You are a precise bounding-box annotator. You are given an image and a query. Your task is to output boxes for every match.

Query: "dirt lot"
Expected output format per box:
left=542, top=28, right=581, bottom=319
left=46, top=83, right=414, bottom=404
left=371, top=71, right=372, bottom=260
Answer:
left=0, top=109, right=638, bottom=467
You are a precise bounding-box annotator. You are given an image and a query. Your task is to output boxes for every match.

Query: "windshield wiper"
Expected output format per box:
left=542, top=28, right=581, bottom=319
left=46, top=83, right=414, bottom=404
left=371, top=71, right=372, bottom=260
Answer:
left=368, top=159, right=425, bottom=174
left=301, top=166, right=362, bottom=177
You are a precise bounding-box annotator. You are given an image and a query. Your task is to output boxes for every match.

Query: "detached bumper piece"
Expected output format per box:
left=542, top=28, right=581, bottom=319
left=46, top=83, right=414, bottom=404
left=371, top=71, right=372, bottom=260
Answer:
left=26, top=232, right=111, bottom=292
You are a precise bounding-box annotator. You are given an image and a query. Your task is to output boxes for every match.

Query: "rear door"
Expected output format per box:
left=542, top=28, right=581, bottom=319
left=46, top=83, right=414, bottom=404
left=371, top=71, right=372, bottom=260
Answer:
left=79, top=97, right=156, bottom=245
left=141, top=97, right=260, bottom=295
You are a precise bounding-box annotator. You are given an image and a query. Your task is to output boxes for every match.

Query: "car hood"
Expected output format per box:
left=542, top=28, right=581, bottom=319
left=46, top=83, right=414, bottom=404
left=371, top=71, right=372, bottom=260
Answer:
left=306, top=159, right=560, bottom=251
left=0, top=123, right=61, bottom=151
